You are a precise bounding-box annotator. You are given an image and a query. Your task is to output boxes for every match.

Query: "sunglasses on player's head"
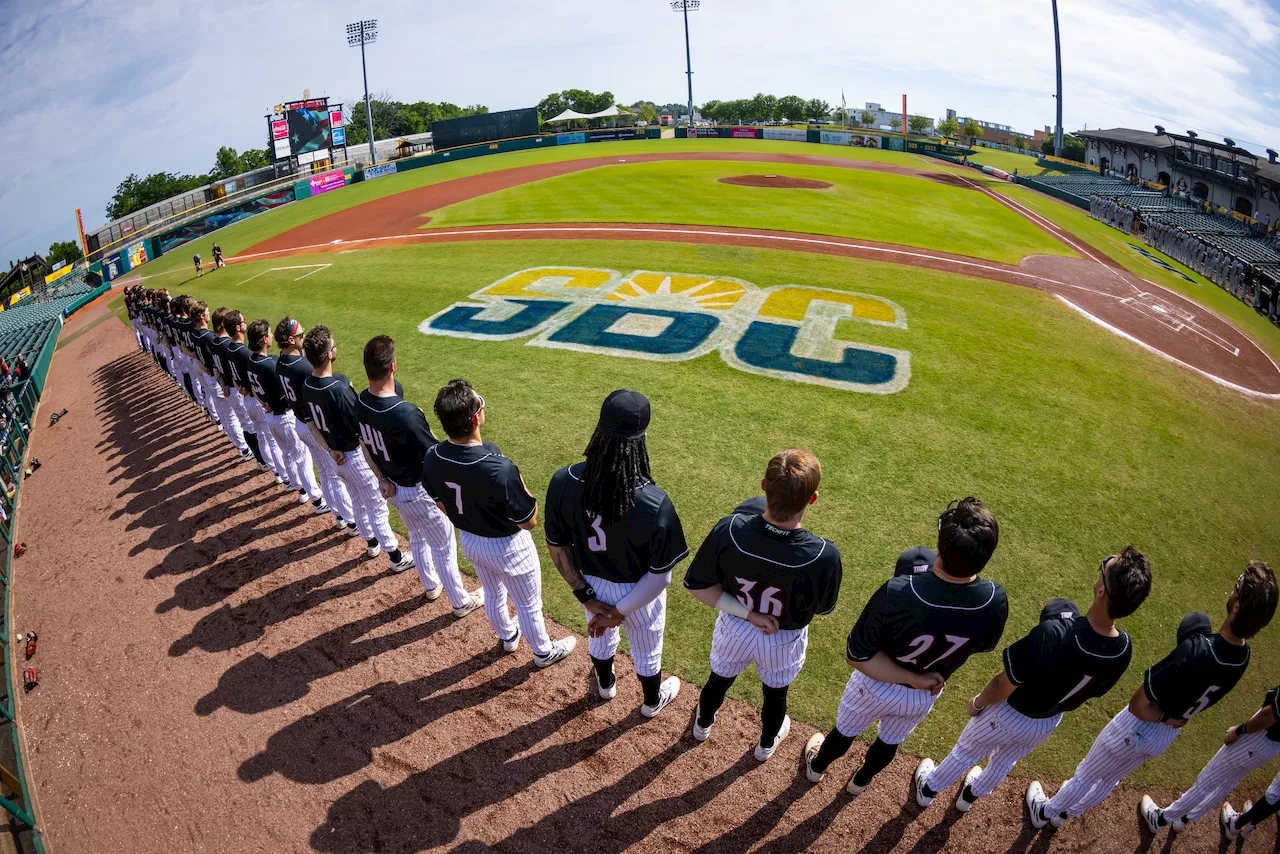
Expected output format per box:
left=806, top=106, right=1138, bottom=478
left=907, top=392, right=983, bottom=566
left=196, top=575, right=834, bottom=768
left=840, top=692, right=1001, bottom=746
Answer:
left=471, top=394, right=485, bottom=419
left=1099, top=554, right=1116, bottom=598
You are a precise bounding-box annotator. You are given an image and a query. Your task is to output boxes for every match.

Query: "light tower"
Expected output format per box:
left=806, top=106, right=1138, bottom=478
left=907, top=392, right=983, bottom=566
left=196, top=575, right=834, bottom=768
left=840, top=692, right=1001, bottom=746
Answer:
left=1051, top=0, right=1064, bottom=158
left=671, top=1, right=700, bottom=130
left=346, top=19, right=379, bottom=165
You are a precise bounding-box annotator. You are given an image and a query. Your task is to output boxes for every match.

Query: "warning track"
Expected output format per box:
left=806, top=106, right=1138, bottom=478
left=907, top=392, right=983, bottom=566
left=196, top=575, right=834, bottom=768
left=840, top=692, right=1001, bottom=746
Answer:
left=242, top=152, right=1280, bottom=398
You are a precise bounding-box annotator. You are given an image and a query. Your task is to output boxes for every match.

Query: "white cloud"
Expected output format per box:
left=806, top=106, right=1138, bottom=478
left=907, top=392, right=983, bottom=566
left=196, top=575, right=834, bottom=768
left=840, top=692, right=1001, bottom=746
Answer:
left=2, top=0, right=1278, bottom=261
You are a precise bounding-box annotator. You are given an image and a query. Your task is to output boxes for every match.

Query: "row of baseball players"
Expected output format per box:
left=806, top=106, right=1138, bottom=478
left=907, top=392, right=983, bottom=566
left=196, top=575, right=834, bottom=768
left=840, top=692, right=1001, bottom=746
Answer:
left=123, top=284, right=1280, bottom=843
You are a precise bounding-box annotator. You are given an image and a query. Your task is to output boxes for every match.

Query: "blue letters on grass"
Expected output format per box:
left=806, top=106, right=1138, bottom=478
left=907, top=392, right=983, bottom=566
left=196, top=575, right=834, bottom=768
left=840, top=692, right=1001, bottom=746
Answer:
left=735, top=321, right=898, bottom=386
left=429, top=299, right=571, bottom=337
left=548, top=305, right=719, bottom=355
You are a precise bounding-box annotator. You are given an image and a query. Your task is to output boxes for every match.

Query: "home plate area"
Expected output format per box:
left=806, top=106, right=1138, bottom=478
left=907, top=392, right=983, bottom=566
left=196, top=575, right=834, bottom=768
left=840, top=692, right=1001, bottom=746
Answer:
left=1121, top=291, right=1240, bottom=356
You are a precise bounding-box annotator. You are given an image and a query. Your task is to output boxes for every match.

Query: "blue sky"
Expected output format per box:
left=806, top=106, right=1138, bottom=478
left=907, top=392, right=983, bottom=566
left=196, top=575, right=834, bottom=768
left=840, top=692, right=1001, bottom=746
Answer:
left=1, top=0, right=1278, bottom=263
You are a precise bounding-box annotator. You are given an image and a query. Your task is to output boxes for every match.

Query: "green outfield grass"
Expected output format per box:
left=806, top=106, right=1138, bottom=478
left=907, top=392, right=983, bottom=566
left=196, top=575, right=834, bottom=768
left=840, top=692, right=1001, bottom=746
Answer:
left=968, top=148, right=1067, bottom=177
left=423, top=160, right=1072, bottom=264
left=152, top=233, right=1280, bottom=790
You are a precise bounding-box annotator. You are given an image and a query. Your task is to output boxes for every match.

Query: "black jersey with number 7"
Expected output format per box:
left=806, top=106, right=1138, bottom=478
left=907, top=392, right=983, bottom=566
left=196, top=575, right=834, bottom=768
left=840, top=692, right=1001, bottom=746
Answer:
left=421, top=440, right=536, bottom=538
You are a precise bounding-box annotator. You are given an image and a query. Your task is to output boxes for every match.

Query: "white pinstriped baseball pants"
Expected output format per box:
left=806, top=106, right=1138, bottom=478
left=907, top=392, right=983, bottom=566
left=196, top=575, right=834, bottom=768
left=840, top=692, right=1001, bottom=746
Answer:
left=457, top=528, right=554, bottom=657
left=239, top=394, right=287, bottom=481
left=835, top=671, right=940, bottom=745
left=582, top=575, right=666, bottom=677
left=1045, top=708, right=1179, bottom=818
left=709, top=612, right=807, bottom=688
left=926, top=701, right=1062, bottom=798
left=1164, top=731, right=1280, bottom=824
left=390, top=484, right=469, bottom=609
left=1267, top=771, right=1280, bottom=806
left=202, top=373, right=247, bottom=454
left=294, top=420, right=353, bottom=523
left=332, top=446, right=397, bottom=549
left=262, top=410, right=321, bottom=502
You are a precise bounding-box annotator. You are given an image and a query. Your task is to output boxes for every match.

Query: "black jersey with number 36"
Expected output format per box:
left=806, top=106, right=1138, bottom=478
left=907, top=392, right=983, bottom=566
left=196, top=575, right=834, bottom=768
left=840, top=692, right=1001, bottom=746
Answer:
left=683, top=496, right=842, bottom=632
left=847, top=551, right=1008, bottom=681
left=421, top=441, right=536, bottom=538
left=1144, top=614, right=1250, bottom=722
left=1003, top=599, right=1132, bottom=719
left=356, top=385, right=438, bottom=487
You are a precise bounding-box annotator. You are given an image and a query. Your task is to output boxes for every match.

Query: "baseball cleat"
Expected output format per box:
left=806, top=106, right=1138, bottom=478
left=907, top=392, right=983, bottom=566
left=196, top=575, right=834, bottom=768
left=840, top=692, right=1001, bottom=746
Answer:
left=366, top=539, right=382, bottom=559
left=344, top=522, right=360, bottom=538
left=534, top=637, right=576, bottom=669
left=754, top=715, right=791, bottom=762
left=312, top=499, right=330, bottom=515
left=955, top=766, right=982, bottom=813
left=1140, top=795, right=1162, bottom=834
left=1027, top=781, right=1049, bottom=829
left=846, top=771, right=867, bottom=797
left=595, top=669, right=617, bottom=700
left=803, top=733, right=825, bottom=784
left=501, top=628, right=521, bottom=653
left=273, top=475, right=284, bottom=485
left=389, top=553, right=414, bottom=573
left=452, top=590, right=484, bottom=619
left=297, top=488, right=309, bottom=505
left=641, top=676, right=680, bottom=717
left=692, top=704, right=714, bottom=742
left=423, top=584, right=442, bottom=601
left=914, top=758, right=937, bottom=807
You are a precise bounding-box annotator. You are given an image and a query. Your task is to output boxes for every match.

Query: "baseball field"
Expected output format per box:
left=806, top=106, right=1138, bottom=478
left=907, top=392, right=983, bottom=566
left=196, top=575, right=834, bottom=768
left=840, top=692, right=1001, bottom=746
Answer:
left=19, top=136, right=1280, bottom=851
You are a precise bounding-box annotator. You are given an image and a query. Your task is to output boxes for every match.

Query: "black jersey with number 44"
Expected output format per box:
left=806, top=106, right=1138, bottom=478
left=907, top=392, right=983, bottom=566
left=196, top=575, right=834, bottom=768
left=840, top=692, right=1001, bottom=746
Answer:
left=544, top=462, right=689, bottom=585
left=1003, top=599, right=1132, bottom=719
left=356, top=385, right=438, bottom=488
left=683, top=496, right=842, bottom=632
left=421, top=441, right=536, bottom=538
left=847, top=551, right=1008, bottom=681
left=1144, top=614, right=1250, bottom=722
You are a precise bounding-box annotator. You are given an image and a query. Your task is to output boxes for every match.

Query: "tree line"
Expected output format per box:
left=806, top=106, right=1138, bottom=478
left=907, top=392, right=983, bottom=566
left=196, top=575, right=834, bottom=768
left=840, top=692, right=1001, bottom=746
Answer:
left=105, top=143, right=277, bottom=220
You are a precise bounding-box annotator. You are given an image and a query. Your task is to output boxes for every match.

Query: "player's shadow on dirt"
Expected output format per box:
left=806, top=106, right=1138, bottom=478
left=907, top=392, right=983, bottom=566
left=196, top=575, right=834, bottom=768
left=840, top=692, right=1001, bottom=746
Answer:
left=239, top=644, right=515, bottom=785
left=169, top=555, right=384, bottom=655
left=690, top=773, right=814, bottom=853
left=308, top=696, right=652, bottom=853
left=1003, top=824, right=1060, bottom=854
left=156, top=525, right=347, bottom=614
left=144, top=499, right=321, bottom=577
left=194, top=594, right=448, bottom=716
left=906, top=808, right=964, bottom=853
left=754, top=790, right=868, bottom=853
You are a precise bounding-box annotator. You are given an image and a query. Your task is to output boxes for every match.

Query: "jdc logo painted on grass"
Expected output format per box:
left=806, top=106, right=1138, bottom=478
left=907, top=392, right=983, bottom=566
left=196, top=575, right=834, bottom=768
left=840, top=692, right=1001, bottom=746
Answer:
left=419, top=267, right=910, bottom=394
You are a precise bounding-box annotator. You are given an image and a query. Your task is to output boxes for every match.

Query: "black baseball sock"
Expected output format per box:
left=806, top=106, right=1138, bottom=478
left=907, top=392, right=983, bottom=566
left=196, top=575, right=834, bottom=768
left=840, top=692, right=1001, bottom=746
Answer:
left=760, top=684, right=789, bottom=748
left=244, top=432, right=265, bottom=465
left=697, top=673, right=736, bottom=728
left=639, top=673, right=663, bottom=707
left=852, top=738, right=899, bottom=788
left=388, top=549, right=403, bottom=564
left=809, top=728, right=854, bottom=774
left=1236, top=794, right=1280, bottom=828
left=591, top=656, right=616, bottom=690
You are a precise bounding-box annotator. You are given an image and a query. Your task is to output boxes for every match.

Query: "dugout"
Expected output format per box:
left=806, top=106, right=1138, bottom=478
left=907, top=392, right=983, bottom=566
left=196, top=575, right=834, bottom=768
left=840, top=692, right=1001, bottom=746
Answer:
left=431, top=108, right=538, bottom=150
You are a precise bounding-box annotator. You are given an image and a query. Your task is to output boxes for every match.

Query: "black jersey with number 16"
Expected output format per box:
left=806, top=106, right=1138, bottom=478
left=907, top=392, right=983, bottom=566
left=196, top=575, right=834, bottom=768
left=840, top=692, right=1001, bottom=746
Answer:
left=846, top=551, right=1008, bottom=681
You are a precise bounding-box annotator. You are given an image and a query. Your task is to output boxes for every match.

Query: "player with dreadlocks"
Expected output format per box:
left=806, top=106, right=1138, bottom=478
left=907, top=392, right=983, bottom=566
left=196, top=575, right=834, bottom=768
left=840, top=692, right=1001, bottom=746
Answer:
left=545, top=389, right=689, bottom=716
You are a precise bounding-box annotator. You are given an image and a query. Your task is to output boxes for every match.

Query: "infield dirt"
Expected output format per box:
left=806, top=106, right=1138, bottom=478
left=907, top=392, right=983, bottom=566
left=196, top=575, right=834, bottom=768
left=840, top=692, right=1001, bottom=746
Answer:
left=8, top=303, right=1272, bottom=851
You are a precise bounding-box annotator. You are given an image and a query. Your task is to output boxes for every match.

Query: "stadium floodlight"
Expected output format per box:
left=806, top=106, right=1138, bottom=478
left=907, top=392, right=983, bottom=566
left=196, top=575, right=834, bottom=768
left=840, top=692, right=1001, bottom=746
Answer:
left=346, top=19, right=379, bottom=165
left=1050, top=0, right=1064, bottom=158
left=671, top=1, right=700, bottom=131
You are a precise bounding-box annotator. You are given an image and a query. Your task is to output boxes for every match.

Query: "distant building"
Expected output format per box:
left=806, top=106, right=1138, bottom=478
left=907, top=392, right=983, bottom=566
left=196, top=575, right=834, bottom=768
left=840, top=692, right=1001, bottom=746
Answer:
left=951, top=111, right=1034, bottom=147
left=846, top=101, right=934, bottom=134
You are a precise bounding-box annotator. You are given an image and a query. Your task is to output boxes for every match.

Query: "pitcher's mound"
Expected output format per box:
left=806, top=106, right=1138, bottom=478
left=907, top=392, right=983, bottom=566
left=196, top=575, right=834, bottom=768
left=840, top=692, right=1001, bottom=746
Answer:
left=719, top=174, right=833, bottom=190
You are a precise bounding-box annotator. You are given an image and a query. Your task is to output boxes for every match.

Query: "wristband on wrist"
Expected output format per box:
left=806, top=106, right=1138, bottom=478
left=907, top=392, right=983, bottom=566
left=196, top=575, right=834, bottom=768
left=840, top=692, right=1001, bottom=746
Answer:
left=573, top=584, right=596, bottom=604
left=1237, top=722, right=1251, bottom=737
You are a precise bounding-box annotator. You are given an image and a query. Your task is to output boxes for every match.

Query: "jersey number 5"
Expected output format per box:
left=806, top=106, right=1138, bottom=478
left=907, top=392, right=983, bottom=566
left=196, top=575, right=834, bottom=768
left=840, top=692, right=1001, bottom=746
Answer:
left=1183, top=685, right=1221, bottom=720
left=735, top=578, right=783, bottom=617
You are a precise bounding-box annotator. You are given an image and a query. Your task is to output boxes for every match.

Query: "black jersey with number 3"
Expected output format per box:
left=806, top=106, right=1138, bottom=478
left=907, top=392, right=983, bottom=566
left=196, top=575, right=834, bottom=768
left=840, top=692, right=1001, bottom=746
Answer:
left=544, top=462, right=689, bottom=585
left=1144, top=614, right=1250, bottom=722
left=683, top=496, right=842, bottom=632
left=847, top=551, right=1008, bottom=681
left=356, top=385, right=438, bottom=487
left=421, top=441, right=536, bottom=538
left=1003, top=599, right=1132, bottom=719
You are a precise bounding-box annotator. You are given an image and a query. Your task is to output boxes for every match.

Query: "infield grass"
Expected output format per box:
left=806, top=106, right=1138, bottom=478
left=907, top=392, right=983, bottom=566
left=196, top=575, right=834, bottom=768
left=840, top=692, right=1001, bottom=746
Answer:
left=166, top=237, right=1280, bottom=789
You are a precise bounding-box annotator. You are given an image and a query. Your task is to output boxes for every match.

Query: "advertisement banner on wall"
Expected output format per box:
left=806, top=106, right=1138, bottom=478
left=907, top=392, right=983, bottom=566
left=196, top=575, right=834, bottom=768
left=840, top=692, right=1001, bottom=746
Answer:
left=331, top=126, right=346, bottom=146
left=820, top=130, right=853, bottom=146
left=764, top=128, right=808, bottom=141
left=557, top=132, right=586, bottom=146
left=730, top=127, right=761, bottom=139
left=329, top=110, right=343, bottom=128
left=364, top=163, right=397, bottom=180
left=127, top=240, right=150, bottom=269
left=688, top=127, right=720, bottom=138
left=309, top=169, right=346, bottom=196
left=274, top=138, right=291, bottom=159
left=271, top=119, right=289, bottom=140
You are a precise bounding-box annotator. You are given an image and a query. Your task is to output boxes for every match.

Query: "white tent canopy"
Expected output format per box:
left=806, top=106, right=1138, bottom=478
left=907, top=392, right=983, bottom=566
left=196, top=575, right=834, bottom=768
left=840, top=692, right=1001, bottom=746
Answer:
left=545, top=105, right=622, bottom=123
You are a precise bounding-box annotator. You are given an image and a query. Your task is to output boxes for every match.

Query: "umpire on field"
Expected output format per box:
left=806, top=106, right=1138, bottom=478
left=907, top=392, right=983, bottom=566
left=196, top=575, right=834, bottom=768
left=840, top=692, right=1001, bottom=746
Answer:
left=545, top=390, right=689, bottom=717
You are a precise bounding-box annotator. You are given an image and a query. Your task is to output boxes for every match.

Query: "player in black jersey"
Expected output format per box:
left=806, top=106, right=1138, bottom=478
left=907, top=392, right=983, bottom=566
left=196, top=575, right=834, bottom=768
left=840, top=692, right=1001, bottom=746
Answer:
left=190, top=301, right=248, bottom=458
left=226, top=310, right=288, bottom=485
left=245, top=320, right=324, bottom=511
left=545, top=390, right=689, bottom=716
left=684, top=449, right=841, bottom=760
left=300, top=325, right=411, bottom=571
left=170, top=295, right=198, bottom=404
left=357, top=335, right=480, bottom=615
left=1029, top=560, right=1278, bottom=829
left=804, top=497, right=1007, bottom=794
left=422, top=378, right=575, bottom=668
left=914, top=547, right=1151, bottom=813
left=275, top=318, right=355, bottom=534
left=211, top=308, right=265, bottom=469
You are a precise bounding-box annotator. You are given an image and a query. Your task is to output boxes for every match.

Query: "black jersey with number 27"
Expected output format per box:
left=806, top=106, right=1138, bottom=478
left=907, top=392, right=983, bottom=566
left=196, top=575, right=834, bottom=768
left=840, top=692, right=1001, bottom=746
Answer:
left=846, top=551, right=1008, bottom=681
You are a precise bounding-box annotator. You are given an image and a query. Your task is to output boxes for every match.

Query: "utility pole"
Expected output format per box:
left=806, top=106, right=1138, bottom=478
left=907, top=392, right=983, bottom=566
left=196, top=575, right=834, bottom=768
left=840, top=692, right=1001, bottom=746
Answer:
left=672, top=1, right=700, bottom=130
left=346, top=19, right=379, bottom=165
left=1051, top=0, right=1064, bottom=158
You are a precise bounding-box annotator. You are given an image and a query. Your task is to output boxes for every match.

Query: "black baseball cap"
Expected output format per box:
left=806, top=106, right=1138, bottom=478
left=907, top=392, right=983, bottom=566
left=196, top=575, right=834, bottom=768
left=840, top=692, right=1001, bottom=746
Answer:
left=1177, top=611, right=1213, bottom=643
left=597, top=389, right=650, bottom=439
left=894, top=546, right=937, bottom=577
